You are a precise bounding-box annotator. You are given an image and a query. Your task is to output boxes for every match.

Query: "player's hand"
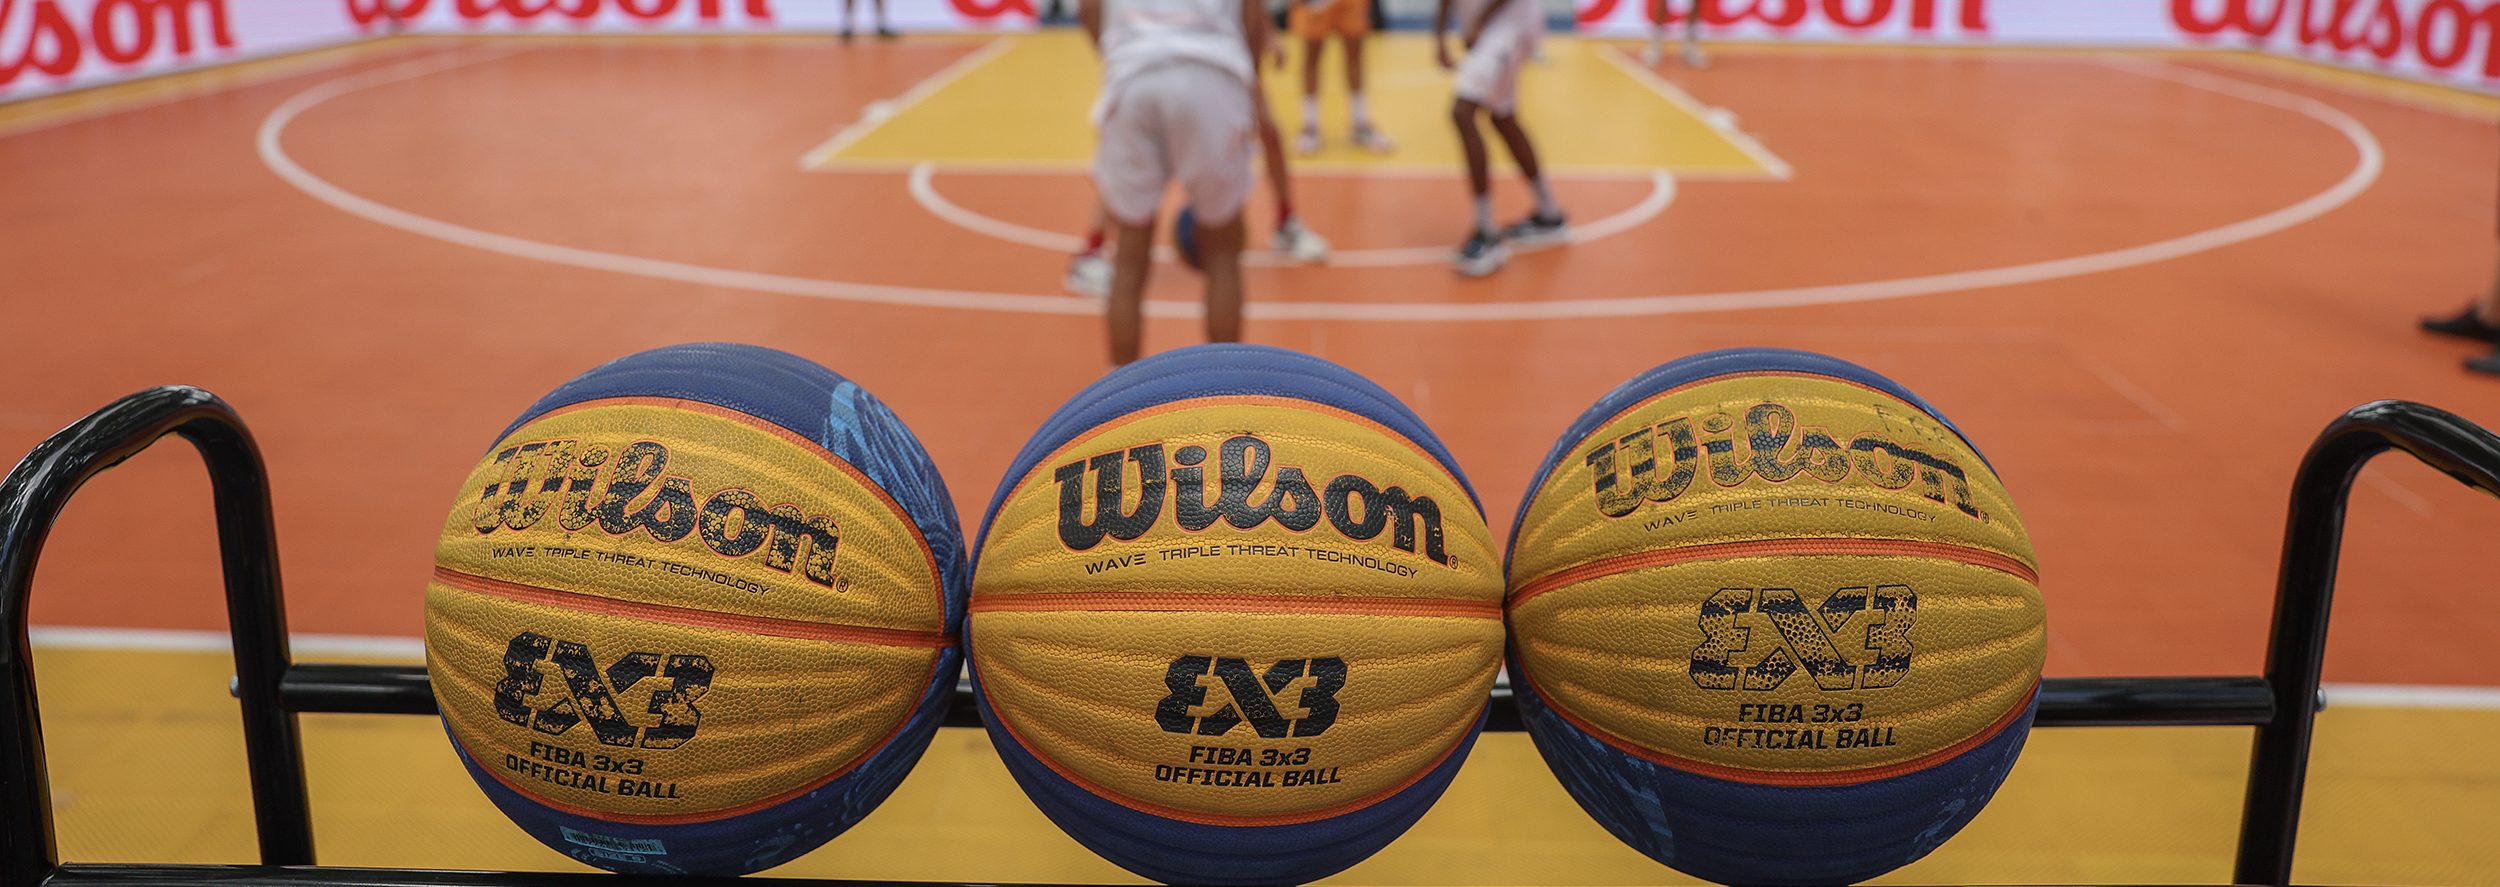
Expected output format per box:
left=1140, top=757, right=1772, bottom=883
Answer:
left=1461, top=24, right=1481, bottom=49
left=1435, top=39, right=1454, bottom=69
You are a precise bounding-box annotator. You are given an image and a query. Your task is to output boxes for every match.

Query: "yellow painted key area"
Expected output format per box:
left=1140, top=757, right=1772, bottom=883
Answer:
left=30, top=643, right=2499, bottom=885
left=808, top=31, right=1780, bottom=179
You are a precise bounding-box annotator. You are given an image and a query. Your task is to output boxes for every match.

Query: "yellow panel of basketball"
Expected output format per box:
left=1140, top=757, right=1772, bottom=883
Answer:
left=1510, top=375, right=2036, bottom=590
left=434, top=401, right=946, bottom=634
left=1510, top=559, right=2044, bottom=774
left=971, top=609, right=1502, bottom=822
left=975, top=398, right=1502, bottom=603
left=426, top=583, right=938, bottom=819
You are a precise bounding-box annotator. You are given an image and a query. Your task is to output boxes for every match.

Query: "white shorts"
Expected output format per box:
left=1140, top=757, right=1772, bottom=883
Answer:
left=1454, top=24, right=1535, bottom=116
left=1093, top=61, right=1255, bottom=228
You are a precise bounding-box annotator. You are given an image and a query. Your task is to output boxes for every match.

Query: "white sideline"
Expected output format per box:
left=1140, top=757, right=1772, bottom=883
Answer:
left=25, top=625, right=2500, bottom=710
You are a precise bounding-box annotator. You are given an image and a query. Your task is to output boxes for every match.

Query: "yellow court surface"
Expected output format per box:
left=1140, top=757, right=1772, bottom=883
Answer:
left=29, top=641, right=2500, bottom=885
left=805, top=31, right=1784, bottom=178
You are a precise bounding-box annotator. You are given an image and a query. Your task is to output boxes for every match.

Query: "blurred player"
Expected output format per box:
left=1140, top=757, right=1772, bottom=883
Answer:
left=1066, top=75, right=1331, bottom=299
left=1082, top=0, right=1270, bottom=364
left=842, top=0, right=894, bottom=40
left=1642, top=0, right=1705, bottom=68
left=1437, top=0, right=1567, bottom=276
left=1290, top=0, right=1394, bottom=154
left=2421, top=131, right=2500, bottom=376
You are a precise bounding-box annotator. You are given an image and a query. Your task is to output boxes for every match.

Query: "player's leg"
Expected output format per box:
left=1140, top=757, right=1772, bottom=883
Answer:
left=1642, top=0, right=1667, bottom=65
left=1682, top=0, right=1707, bottom=67
left=1066, top=205, right=1113, bottom=298
left=1448, top=96, right=1507, bottom=276
left=1093, top=80, right=1173, bottom=365
left=2428, top=138, right=2500, bottom=348
left=875, top=0, right=895, bottom=38
left=841, top=0, right=857, bottom=40
left=1475, top=29, right=1566, bottom=246
left=1170, top=64, right=1260, bottom=344
left=1106, top=215, right=1155, bottom=365
left=1450, top=35, right=1518, bottom=276
left=1196, top=213, right=1248, bottom=344
left=1343, top=4, right=1392, bottom=152
left=1488, top=110, right=1568, bottom=245
left=1292, top=2, right=1325, bottom=153
left=1255, top=90, right=1331, bottom=263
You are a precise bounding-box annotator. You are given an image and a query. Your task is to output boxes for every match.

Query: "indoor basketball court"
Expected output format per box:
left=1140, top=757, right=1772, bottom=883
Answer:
left=4, top=1, right=2498, bottom=884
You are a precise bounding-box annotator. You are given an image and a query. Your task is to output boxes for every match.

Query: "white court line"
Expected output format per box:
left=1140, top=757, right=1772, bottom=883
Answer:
left=1596, top=43, right=1794, bottom=181
left=906, top=161, right=1676, bottom=267
left=2358, top=467, right=2434, bottom=517
left=26, top=625, right=2500, bottom=710
left=259, top=48, right=1108, bottom=318
left=2323, top=683, right=2500, bottom=710
left=30, top=626, right=424, bottom=659
left=261, top=49, right=2379, bottom=322
left=797, top=38, right=1012, bottom=170
left=2075, top=352, right=2186, bottom=433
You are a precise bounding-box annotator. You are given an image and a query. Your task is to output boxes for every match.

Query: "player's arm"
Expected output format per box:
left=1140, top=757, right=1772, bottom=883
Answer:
left=1433, top=0, right=1454, bottom=67
left=1081, top=0, right=1104, bottom=48
left=1239, top=0, right=1271, bottom=69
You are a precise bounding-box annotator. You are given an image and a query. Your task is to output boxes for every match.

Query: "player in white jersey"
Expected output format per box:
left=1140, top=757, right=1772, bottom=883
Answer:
left=1064, top=79, right=1332, bottom=302
left=1437, top=0, right=1568, bottom=276
left=1084, top=0, right=1270, bottom=365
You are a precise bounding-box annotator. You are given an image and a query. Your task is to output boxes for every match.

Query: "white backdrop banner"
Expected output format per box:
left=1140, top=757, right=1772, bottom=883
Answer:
left=354, top=0, right=1038, bottom=36
left=0, top=0, right=368, bottom=100
left=1572, top=0, right=2500, bottom=92
left=2, top=1, right=2490, bottom=101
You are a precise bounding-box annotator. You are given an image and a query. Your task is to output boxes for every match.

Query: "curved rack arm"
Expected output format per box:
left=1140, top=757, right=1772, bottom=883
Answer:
left=0, top=386, right=314, bottom=887
left=2234, top=400, right=2500, bottom=887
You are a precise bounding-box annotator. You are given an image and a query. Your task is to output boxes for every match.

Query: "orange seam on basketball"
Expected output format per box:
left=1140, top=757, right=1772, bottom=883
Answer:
left=1523, top=668, right=2038, bottom=787
left=443, top=652, right=940, bottom=824
left=518, top=396, right=948, bottom=611
left=1508, top=538, right=2038, bottom=609
left=983, top=659, right=1500, bottom=827
left=433, top=566, right=954, bottom=646
left=977, top=394, right=1467, bottom=556
left=968, top=592, right=1501, bottom=619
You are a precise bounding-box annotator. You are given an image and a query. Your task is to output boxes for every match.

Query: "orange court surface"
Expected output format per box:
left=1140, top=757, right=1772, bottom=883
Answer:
left=4, top=25, right=2500, bottom=885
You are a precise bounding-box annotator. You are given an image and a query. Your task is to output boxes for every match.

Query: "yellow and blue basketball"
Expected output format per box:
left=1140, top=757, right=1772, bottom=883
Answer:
left=1506, top=348, right=2045, bottom=885
left=968, top=343, right=1504, bottom=885
left=1174, top=205, right=1203, bottom=271
left=423, top=343, right=967, bottom=875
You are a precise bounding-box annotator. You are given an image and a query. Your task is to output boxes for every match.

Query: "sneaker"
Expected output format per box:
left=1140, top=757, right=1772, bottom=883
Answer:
left=1500, top=211, right=1572, bottom=249
left=1641, top=36, right=1663, bottom=66
left=1352, top=123, right=1395, bottom=154
left=2422, top=304, right=2500, bottom=344
left=2470, top=349, right=2500, bottom=377
left=1294, top=125, right=1321, bottom=156
left=1682, top=42, right=1708, bottom=68
left=1453, top=229, right=1509, bottom=277
left=877, top=26, right=899, bottom=39
left=1065, top=250, right=1111, bottom=299
left=1277, top=218, right=1331, bottom=264
left=840, top=27, right=854, bottom=42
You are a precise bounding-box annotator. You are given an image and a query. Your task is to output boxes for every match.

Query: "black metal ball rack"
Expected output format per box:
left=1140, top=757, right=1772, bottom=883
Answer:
left=4, top=385, right=2496, bottom=887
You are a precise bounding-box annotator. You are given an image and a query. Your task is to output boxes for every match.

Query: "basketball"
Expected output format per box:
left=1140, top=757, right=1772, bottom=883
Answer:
left=967, top=343, right=1504, bottom=886
left=1174, top=205, right=1203, bottom=270
left=1505, top=347, right=2045, bottom=886
left=422, top=342, right=968, bottom=875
